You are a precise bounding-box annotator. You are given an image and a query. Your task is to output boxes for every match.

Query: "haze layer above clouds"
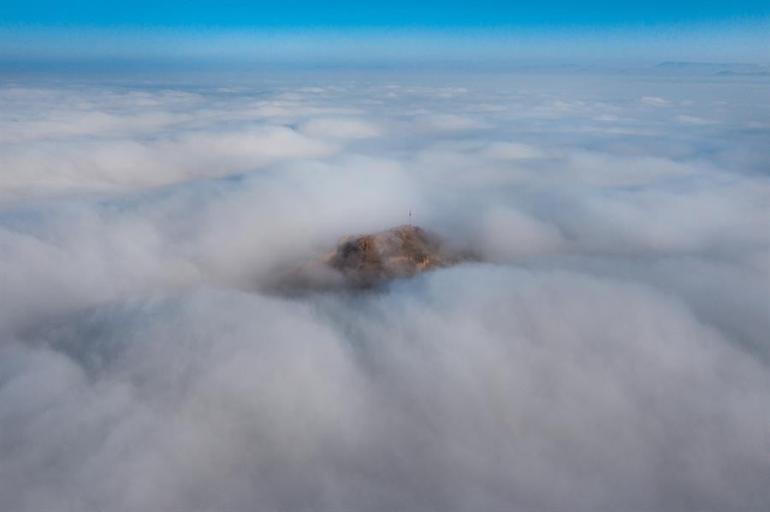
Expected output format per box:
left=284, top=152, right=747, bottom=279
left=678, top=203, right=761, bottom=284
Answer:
left=1, top=69, right=769, bottom=511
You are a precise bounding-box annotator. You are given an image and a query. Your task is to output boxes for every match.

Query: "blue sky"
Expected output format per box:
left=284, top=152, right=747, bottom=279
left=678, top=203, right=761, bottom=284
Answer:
left=2, top=1, right=769, bottom=28
left=1, top=1, right=768, bottom=64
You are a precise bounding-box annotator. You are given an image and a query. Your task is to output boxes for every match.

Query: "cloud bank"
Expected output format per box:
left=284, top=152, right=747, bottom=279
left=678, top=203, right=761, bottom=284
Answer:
left=0, top=69, right=769, bottom=511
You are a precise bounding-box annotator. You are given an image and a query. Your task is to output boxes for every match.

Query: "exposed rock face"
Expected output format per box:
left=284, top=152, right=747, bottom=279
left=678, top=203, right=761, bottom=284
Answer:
left=271, top=225, right=462, bottom=293
left=326, top=225, right=454, bottom=287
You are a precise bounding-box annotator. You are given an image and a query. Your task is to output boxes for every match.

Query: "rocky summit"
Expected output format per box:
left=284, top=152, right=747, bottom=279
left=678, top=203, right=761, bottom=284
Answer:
left=326, top=225, right=454, bottom=287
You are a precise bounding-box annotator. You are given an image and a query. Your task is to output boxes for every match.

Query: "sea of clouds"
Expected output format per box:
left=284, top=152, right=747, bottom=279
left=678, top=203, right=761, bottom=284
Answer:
left=0, top=68, right=769, bottom=511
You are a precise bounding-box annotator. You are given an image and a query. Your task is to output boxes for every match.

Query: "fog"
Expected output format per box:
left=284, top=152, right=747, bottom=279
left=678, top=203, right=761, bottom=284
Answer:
left=1, top=69, right=769, bottom=511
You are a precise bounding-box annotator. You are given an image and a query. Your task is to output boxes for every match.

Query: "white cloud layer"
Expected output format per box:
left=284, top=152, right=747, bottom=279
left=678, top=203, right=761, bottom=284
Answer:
left=0, top=70, right=769, bottom=511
